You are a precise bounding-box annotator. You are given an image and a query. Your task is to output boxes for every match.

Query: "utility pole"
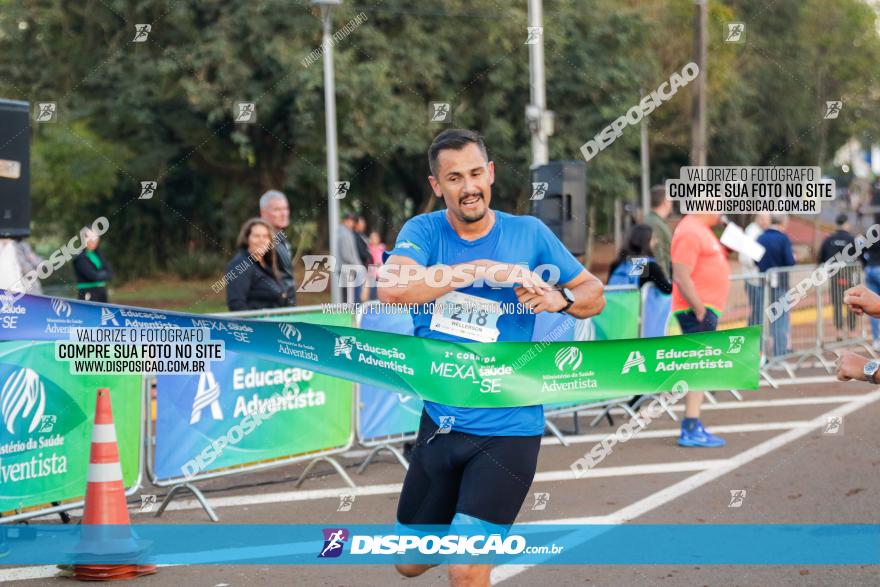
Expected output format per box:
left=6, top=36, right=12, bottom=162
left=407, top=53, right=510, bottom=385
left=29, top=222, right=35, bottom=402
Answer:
left=640, top=91, right=650, bottom=219
left=527, top=0, right=552, bottom=167
left=313, top=0, right=342, bottom=303
left=691, top=0, right=708, bottom=167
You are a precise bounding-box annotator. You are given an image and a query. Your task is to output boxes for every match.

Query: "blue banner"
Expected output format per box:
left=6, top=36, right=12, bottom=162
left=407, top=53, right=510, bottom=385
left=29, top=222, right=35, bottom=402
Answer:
left=0, top=524, right=876, bottom=565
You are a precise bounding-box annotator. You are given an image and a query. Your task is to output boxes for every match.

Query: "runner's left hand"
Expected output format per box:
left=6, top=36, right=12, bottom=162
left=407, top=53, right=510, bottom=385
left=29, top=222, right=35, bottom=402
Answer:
left=835, top=351, right=870, bottom=382
left=515, top=286, right=567, bottom=314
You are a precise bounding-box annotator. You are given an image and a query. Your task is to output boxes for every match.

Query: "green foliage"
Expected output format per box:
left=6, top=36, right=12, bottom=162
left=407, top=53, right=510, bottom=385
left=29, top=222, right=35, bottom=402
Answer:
left=0, top=0, right=878, bottom=281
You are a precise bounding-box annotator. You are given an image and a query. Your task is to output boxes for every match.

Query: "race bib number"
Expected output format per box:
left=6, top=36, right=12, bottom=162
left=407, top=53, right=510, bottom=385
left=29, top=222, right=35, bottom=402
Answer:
left=429, top=291, right=502, bottom=342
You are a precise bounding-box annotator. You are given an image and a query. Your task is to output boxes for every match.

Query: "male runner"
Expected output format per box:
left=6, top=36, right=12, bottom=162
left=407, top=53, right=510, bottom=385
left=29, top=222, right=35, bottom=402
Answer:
left=378, top=129, right=605, bottom=586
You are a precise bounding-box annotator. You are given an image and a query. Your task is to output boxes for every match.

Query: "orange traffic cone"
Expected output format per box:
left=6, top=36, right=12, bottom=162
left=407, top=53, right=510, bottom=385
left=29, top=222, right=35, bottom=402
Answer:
left=68, top=388, right=156, bottom=581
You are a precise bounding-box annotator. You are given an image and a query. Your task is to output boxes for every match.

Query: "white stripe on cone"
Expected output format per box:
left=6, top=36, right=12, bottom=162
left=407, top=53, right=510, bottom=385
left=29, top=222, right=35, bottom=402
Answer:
left=90, top=424, right=117, bottom=443
left=87, top=462, right=123, bottom=483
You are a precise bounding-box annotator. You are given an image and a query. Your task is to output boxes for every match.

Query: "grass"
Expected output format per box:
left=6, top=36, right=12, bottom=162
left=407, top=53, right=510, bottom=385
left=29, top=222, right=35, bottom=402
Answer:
left=110, top=274, right=330, bottom=314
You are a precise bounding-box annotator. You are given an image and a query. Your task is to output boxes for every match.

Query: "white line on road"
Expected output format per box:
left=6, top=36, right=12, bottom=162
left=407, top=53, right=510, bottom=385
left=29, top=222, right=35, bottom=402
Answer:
left=490, top=388, right=880, bottom=583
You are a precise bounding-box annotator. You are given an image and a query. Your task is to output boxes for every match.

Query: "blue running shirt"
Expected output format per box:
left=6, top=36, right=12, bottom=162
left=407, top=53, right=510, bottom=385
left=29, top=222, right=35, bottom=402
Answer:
left=387, top=210, right=584, bottom=435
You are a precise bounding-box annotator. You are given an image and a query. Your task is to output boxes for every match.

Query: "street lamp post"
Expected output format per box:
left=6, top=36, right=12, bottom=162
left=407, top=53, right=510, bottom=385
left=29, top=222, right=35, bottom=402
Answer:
left=312, top=0, right=342, bottom=303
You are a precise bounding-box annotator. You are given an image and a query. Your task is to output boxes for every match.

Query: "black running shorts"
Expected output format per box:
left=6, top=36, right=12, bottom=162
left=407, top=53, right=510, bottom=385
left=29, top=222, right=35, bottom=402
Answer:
left=396, top=410, right=542, bottom=527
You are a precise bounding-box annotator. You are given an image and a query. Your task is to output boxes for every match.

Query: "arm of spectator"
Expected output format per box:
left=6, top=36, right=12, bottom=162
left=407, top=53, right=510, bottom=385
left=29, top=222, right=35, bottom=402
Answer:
left=645, top=260, right=673, bottom=294
left=226, top=261, right=253, bottom=311
left=672, top=261, right=706, bottom=321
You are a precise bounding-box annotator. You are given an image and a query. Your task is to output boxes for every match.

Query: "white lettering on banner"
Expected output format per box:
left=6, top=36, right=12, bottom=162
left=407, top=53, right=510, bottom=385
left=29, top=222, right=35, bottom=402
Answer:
left=232, top=389, right=326, bottom=417
left=430, top=362, right=513, bottom=381
left=0, top=453, right=68, bottom=484
left=233, top=366, right=314, bottom=390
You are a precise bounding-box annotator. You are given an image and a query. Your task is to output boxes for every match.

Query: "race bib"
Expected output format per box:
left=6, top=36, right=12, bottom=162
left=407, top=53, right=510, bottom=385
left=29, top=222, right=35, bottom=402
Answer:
left=429, top=291, right=503, bottom=342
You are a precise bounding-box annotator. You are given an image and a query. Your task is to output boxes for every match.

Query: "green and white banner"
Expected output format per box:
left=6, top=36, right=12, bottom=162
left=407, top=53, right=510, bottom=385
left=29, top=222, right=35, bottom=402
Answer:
left=0, top=341, right=141, bottom=514
left=1, top=293, right=761, bottom=409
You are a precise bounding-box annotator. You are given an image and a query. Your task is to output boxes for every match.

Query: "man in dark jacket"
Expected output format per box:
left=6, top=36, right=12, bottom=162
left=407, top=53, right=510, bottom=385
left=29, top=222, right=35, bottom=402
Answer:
left=259, top=190, right=296, bottom=305
left=757, top=214, right=796, bottom=357
left=73, top=229, right=112, bottom=302
left=819, top=213, right=858, bottom=335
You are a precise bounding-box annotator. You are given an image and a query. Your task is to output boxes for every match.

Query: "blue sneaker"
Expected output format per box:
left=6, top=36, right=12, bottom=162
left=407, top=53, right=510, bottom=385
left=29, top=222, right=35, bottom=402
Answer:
left=679, top=421, right=726, bottom=447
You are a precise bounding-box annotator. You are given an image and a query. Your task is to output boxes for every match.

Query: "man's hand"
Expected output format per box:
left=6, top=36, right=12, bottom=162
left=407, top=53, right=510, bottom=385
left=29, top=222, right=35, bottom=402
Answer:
left=478, top=262, right=553, bottom=295
left=843, top=285, right=880, bottom=318
left=835, top=351, right=871, bottom=382
left=515, top=286, right=567, bottom=314
left=693, top=303, right=707, bottom=322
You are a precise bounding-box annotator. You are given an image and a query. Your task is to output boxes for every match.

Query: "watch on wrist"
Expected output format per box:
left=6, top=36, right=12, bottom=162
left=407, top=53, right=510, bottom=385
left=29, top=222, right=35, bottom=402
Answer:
left=863, top=360, right=880, bottom=383
left=556, top=287, right=575, bottom=314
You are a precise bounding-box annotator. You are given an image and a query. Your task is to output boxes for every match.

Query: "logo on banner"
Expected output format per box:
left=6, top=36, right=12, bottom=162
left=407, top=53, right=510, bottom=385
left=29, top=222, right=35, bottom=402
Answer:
left=554, top=347, right=582, bottom=371
left=101, top=307, right=120, bottom=326
left=621, top=351, right=647, bottom=374
left=334, top=336, right=355, bottom=360
left=51, top=298, right=72, bottom=318
left=279, top=323, right=302, bottom=342
left=319, top=528, right=349, bottom=558
left=190, top=372, right=223, bottom=424
left=727, top=335, right=744, bottom=354
left=1, top=368, right=46, bottom=435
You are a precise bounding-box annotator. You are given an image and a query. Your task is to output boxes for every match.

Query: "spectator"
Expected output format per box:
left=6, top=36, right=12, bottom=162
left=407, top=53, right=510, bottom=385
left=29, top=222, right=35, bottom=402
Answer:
left=73, top=229, right=112, bottom=302
left=861, top=212, right=880, bottom=350
left=757, top=214, right=797, bottom=357
left=645, top=184, right=673, bottom=275
left=354, top=216, right=373, bottom=302
left=226, top=218, right=293, bottom=311
left=337, top=213, right=366, bottom=303
left=259, top=190, right=296, bottom=305
left=607, top=224, right=672, bottom=293
left=0, top=238, right=44, bottom=295
left=671, top=213, right=729, bottom=447
left=819, top=213, right=858, bottom=338
left=742, top=213, right=770, bottom=326
left=366, top=230, right=386, bottom=301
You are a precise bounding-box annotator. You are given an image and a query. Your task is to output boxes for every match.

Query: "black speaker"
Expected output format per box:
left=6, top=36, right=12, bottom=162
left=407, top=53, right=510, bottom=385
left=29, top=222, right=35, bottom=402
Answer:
left=529, top=161, right=587, bottom=254
left=0, top=99, right=30, bottom=238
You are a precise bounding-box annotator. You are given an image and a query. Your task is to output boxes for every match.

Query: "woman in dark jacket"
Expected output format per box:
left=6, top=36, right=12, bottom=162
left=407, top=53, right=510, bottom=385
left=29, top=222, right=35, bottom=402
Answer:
left=607, top=224, right=672, bottom=294
left=225, top=218, right=294, bottom=311
left=73, top=229, right=113, bottom=302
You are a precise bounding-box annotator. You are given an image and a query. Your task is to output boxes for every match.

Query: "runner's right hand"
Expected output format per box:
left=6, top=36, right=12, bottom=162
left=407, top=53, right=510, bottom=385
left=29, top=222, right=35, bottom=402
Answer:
left=844, top=285, right=880, bottom=318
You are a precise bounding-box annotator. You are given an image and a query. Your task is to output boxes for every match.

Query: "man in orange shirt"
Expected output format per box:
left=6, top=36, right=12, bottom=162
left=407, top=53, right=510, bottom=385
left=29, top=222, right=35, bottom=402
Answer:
left=671, top=213, right=730, bottom=447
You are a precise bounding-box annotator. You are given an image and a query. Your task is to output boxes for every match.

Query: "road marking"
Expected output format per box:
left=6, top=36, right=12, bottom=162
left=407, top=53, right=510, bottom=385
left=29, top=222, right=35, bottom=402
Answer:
left=534, top=460, right=725, bottom=482
left=491, top=388, right=880, bottom=583
left=541, top=420, right=809, bottom=446
left=24, top=419, right=819, bottom=521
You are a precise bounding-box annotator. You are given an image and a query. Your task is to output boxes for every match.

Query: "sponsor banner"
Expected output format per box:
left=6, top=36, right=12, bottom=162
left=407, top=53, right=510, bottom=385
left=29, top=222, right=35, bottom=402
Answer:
left=356, top=307, right=422, bottom=442
left=154, top=311, right=353, bottom=481
left=0, top=341, right=141, bottom=513
left=592, top=287, right=640, bottom=340
left=0, top=292, right=761, bottom=408
left=0, top=524, right=876, bottom=565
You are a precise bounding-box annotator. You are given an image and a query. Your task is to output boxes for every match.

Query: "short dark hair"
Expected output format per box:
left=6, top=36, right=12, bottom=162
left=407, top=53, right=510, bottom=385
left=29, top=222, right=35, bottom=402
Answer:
left=835, top=213, right=848, bottom=227
left=649, top=184, right=667, bottom=209
left=428, top=129, right=488, bottom=176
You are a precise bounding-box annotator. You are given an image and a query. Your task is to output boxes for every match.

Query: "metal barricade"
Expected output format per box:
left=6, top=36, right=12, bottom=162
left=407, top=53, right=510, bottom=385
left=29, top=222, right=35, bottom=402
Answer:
left=817, top=262, right=873, bottom=357
left=715, top=273, right=768, bottom=392
left=147, top=304, right=357, bottom=522
left=762, top=265, right=827, bottom=377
